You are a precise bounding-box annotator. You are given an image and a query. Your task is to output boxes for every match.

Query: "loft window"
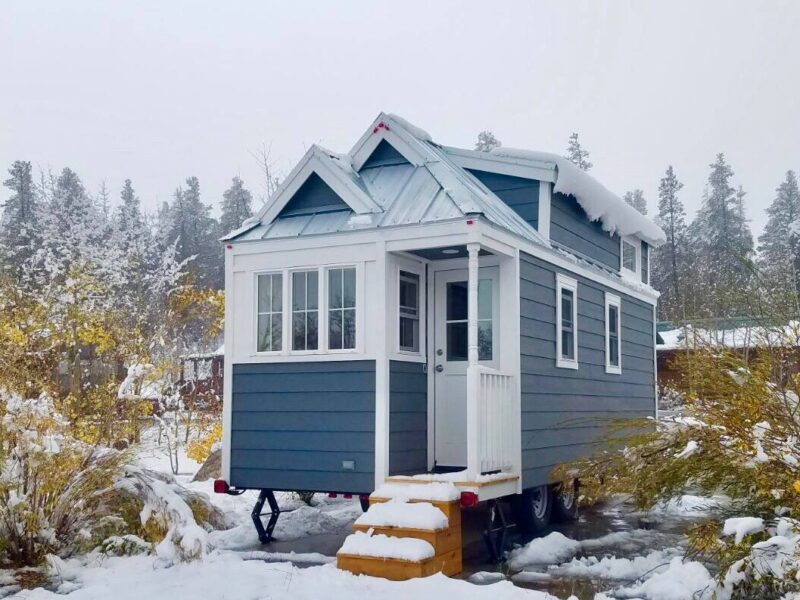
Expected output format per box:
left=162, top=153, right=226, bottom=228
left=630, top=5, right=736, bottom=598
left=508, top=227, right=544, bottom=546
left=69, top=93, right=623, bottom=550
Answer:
left=641, top=244, right=649, bottom=284
left=622, top=239, right=637, bottom=273
left=291, top=270, right=319, bottom=351
left=605, top=293, right=621, bottom=374
left=556, top=274, right=579, bottom=369
left=328, top=267, right=356, bottom=350
left=256, top=273, right=283, bottom=352
left=399, top=271, right=420, bottom=353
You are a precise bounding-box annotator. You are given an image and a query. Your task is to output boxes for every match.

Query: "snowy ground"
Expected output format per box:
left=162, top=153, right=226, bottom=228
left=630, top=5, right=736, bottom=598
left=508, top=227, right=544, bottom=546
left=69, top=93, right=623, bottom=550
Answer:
left=2, top=432, right=719, bottom=599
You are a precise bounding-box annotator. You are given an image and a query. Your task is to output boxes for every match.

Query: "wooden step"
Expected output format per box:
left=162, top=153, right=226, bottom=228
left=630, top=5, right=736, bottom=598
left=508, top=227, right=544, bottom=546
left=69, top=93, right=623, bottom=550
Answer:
left=368, top=497, right=462, bottom=527
left=337, top=548, right=461, bottom=580
left=352, top=523, right=461, bottom=555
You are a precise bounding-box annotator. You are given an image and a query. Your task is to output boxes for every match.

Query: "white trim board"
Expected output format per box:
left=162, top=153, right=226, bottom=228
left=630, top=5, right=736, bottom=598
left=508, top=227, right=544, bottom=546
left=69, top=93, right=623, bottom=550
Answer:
left=257, top=146, right=380, bottom=225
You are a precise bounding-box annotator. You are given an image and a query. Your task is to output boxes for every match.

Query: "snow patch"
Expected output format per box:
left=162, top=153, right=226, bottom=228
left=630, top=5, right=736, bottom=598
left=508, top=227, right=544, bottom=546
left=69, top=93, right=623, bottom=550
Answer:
left=616, top=556, right=715, bottom=600
left=507, top=532, right=582, bottom=568
left=355, top=499, right=448, bottom=531
left=387, top=113, right=433, bottom=142
left=675, top=440, right=700, bottom=459
left=371, top=482, right=460, bottom=502
left=723, top=517, right=765, bottom=544
left=338, top=530, right=434, bottom=561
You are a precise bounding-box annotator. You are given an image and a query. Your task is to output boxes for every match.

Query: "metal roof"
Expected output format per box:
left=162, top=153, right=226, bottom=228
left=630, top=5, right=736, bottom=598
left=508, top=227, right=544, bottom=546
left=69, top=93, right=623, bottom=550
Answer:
left=227, top=113, right=549, bottom=246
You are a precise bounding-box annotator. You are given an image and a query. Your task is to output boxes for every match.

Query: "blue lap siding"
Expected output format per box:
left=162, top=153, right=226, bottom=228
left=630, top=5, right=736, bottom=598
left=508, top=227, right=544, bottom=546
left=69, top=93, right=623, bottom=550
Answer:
left=230, top=361, right=376, bottom=493
left=519, top=252, right=655, bottom=489
left=550, top=193, right=621, bottom=270
left=389, top=361, right=427, bottom=475
left=467, top=169, right=540, bottom=230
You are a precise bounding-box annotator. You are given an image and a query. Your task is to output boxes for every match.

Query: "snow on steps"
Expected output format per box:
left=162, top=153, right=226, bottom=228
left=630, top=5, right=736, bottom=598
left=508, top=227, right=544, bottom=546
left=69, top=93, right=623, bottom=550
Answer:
left=337, top=488, right=463, bottom=580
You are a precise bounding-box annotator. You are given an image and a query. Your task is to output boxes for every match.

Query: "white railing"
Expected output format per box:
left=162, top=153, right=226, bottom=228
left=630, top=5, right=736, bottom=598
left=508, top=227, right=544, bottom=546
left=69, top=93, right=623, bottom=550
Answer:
left=466, top=365, right=515, bottom=477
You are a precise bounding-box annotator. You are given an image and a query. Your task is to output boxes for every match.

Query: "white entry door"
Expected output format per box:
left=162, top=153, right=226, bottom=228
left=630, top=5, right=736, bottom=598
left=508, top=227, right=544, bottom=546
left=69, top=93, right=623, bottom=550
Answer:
left=433, top=266, right=498, bottom=468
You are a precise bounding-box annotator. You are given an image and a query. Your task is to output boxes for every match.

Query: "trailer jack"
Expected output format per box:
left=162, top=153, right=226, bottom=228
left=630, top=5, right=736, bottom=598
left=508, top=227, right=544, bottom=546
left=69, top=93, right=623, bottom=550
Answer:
left=482, top=499, right=514, bottom=562
left=252, top=489, right=280, bottom=544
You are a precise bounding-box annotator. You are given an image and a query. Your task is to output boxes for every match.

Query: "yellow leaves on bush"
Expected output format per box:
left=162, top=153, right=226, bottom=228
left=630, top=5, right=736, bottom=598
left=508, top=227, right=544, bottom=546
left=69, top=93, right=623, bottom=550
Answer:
left=168, top=287, right=224, bottom=341
left=187, top=423, right=222, bottom=464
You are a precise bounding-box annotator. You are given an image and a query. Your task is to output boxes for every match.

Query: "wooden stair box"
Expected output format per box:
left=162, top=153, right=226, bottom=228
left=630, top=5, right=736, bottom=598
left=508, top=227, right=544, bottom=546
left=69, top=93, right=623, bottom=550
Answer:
left=352, top=522, right=461, bottom=555
left=337, top=548, right=461, bottom=581
left=368, top=497, right=462, bottom=528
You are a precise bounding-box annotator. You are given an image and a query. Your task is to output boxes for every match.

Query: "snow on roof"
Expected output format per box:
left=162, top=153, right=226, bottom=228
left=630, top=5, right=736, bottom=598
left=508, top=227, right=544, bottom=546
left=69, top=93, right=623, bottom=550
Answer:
left=490, top=148, right=666, bottom=247
left=658, top=323, right=800, bottom=351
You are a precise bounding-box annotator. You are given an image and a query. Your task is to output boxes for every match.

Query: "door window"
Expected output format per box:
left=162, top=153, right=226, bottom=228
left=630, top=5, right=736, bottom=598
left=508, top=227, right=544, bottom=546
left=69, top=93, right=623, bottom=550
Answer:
left=445, top=279, right=492, bottom=361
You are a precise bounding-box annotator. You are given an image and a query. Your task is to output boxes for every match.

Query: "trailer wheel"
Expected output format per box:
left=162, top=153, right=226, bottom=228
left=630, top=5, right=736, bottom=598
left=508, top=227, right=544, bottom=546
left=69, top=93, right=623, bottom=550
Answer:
left=552, top=480, right=579, bottom=522
left=515, top=484, right=552, bottom=533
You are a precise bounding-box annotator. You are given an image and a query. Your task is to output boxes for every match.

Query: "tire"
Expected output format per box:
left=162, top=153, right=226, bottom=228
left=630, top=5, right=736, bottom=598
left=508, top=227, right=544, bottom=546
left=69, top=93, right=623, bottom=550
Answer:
left=515, top=484, right=553, bottom=533
left=552, top=480, right=579, bottom=522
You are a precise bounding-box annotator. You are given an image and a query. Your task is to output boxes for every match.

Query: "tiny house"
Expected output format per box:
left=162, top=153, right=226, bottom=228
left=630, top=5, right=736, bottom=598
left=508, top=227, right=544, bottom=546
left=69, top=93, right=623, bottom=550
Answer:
left=217, top=113, right=665, bottom=535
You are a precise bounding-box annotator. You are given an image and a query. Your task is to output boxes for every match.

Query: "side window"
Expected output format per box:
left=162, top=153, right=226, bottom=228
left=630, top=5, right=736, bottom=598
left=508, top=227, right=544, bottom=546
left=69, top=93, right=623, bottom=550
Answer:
left=556, top=274, right=579, bottom=369
left=256, top=273, right=283, bottom=352
left=622, top=240, right=637, bottom=273
left=399, top=271, right=420, bottom=353
left=641, top=242, right=649, bottom=285
left=291, top=270, right=319, bottom=351
left=328, top=267, right=357, bottom=350
left=605, top=293, right=622, bottom=374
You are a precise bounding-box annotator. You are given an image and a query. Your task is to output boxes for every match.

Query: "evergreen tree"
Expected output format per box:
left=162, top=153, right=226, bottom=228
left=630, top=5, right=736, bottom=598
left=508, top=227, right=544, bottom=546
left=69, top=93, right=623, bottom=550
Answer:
left=689, top=154, right=754, bottom=319
left=219, top=176, right=253, bottom=236
left=565, top=132, right=593, bottom=171
left=0, top=161, right=40, bottom=277
left=475, top=130, right=501, bottom=153
left=164, top=177, right=222, bottom=289
left=623, top=189, right=648, bottom=215
left=758, top=171, right=800, bottom=304
left=652, top=166, right=687, bottom=320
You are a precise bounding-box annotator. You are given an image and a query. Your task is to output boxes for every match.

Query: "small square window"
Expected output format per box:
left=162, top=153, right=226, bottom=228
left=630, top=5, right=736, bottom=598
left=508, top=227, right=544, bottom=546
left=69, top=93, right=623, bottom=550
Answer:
left=328, top=267, right=356, bottom=350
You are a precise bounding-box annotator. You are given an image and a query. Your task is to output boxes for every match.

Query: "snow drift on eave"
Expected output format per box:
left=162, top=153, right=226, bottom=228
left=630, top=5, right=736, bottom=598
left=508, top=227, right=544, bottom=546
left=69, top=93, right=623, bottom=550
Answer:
left=490, top=148, right=666, bottom=247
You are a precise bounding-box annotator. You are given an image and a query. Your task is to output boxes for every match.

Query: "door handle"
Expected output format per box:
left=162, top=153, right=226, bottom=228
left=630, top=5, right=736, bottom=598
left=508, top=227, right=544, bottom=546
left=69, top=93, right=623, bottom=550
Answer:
left=435, top=364, right=444, bottom=373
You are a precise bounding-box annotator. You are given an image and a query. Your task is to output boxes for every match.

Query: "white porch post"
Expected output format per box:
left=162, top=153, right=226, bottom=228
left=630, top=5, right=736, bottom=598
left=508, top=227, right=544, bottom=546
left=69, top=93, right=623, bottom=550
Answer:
left=466, top=242, right=480, bottom=479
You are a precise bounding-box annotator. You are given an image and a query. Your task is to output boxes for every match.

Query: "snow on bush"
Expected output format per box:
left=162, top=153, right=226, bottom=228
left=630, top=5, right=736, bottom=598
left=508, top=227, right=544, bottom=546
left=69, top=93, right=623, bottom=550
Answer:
left=564, top=332, right=800, bottom=597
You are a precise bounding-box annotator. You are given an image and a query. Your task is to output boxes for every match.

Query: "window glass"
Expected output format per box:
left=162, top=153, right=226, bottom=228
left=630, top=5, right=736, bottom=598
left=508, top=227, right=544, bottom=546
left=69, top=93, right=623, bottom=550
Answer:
left=328, top=268, right=356, bottom=350
left=256, top=273, right=282, bottom=352
left=561, top=288, right=575, bottom=360
left=399, top=271, right=420, bottom=352
left=445, top=279, right=492, bottom=361
left=291, top=271, right=318, bottom=351
left=641, top=244, right=649, bottom=284
left=608, top=304, right=620, bottom=367
left=622, top=240, right=637, bottom=272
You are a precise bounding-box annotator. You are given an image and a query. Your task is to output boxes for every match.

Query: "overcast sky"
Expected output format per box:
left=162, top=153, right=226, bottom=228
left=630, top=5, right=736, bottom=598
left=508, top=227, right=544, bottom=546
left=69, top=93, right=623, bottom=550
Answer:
left=3, top=1, right=799, bottom=238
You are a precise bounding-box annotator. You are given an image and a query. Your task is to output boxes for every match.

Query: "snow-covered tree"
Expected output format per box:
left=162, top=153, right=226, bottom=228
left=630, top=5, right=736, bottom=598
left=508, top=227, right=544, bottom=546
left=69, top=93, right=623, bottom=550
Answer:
left=652, top=166, right=687, bottom=321
left=623, top=189, right=648, bottom=215
left=162, top=177, right=222, bottom=289
left=565, top=132, right=592, bottom=171
left=219, top=176, right=253, bottom=236
left=0, top=161, right=40, bottom=278
left=758, top=170, right=800, bottom=304
left=688, top=154, right=754, bottom=318
left=474, top=130, right=501, bottom=153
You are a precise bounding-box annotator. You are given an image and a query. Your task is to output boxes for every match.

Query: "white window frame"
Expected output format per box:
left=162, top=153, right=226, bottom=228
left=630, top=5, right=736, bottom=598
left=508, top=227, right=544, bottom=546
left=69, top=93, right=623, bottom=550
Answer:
left=397, top=266, right=423, bottom=355
left=324, top=264, right=361, bottom=354
left=556, top=273, right=579, bottom=370
left=605, top=292, right=622, bottom=375
left=641, top=243, right=650, bottom=285
left=254, top=271, right=285, bottom=355
left=288, top=268, right=322, bottom=354
left=620, top=236, right=640, bottom=279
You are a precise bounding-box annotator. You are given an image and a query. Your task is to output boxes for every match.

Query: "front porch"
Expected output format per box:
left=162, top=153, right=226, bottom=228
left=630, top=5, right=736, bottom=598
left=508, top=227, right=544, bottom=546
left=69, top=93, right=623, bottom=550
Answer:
left=376, top=228, right=522, bottom=499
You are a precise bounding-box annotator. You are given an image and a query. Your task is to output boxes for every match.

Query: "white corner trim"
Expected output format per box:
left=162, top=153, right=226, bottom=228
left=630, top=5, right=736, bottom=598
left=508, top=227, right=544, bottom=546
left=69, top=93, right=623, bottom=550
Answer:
left=258, top=147, right=380, bottom=225
left=605, top=292, right=622, bottom=375
left=221, top=247, right=234, bottom=482
left=555, top=273, right=579, bottom=370
left=538, top=181, right=551, bottom=241
left=374, top=240, right=390, bottom=488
